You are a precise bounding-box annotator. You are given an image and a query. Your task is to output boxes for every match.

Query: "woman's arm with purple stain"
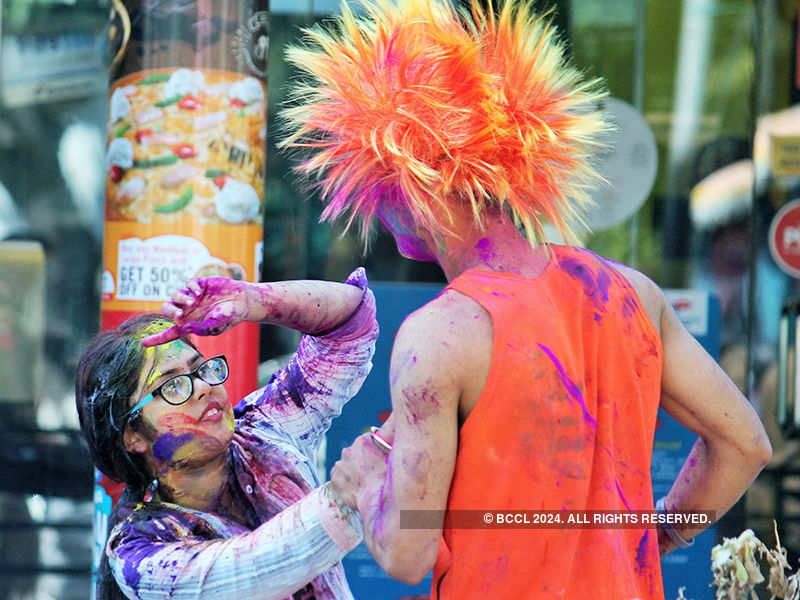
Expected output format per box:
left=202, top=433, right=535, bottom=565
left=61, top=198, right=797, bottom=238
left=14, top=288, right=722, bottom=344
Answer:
left=242, top=268, right=378, bottom=456
left=141, top=268, right=369, bottom=346
left=107, top=483, right=362, bottom=600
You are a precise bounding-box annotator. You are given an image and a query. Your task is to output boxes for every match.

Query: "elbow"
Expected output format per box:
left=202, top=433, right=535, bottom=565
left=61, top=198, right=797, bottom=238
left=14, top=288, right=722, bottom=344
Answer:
left=704, top=426, right=772, bottom=475
left=393, top=570, right=429, bottom=587
left=747, top=419, right=773, bottom=469
left=735, top=427, right=772, bottom=473
left=384, top=558, right=434, bottom=586
left=372, top=534, right=437, bottom=586
left=754, top=432, right=773, bottom=468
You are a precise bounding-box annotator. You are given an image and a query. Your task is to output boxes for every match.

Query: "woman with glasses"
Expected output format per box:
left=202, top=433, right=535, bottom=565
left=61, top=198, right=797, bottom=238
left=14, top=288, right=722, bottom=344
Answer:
left=75, top=268, right=379, bottom=600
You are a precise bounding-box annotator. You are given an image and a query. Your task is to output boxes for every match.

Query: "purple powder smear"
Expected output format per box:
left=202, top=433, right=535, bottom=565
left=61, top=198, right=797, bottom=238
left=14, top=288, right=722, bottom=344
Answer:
left=152, top=432, right=196, bottom=462
left=634, top=530, right=650, bottom=575
left=282, top=350, right=326, bottom=408
left=118, top=532, right=164, bottom=591
left=476, top=237, right=495, bottom=265
left=597, top=268, right=611, bottom=301
left=390, top=349, right=416, bottom=388
left=402, top=385, right=441, bottom=426
left=559, top=257, right=611, bottom=317
left=622, top=295, right=639, bottom=319
left=373, top=455, right=393, bottom=540
left=615, top=479, right=631, bottom=511
left=537, top=344, right=596, bottom=427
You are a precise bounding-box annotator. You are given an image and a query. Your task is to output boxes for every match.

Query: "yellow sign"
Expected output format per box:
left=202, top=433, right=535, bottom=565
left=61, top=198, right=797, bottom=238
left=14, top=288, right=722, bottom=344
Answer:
left=771, top=135, right=800, bottom=176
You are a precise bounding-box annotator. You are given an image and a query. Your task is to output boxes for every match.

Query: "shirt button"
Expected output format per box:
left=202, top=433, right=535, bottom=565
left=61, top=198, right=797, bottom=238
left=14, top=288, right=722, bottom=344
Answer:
left=245, top=485, right=253, bottom=494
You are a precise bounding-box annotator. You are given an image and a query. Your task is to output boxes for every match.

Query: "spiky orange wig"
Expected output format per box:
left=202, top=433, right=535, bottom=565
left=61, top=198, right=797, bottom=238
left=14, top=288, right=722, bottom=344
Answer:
left=279, top=0, right=609, bottom=244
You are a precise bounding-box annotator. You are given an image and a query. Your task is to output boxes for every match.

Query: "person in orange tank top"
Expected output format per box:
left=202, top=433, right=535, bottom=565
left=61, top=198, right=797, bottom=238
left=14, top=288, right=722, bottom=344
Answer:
left=279, top=1, right=773, bottom=598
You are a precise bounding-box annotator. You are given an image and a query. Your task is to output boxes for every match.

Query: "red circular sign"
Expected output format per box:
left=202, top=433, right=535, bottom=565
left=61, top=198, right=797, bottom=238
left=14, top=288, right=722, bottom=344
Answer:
left=769, top=199, right=800, bottom=277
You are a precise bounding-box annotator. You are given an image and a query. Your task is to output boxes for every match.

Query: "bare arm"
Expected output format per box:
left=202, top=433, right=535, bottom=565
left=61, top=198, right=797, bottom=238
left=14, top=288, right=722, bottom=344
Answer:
left=141, top=269, right=366, bottom=346
left=332, top=294, right=474, bottom=584
left=241, top=272, right=378, bottom=456
left=238, top=279, right=364, bottom=334
left=639, top=278, right=772, bottom=553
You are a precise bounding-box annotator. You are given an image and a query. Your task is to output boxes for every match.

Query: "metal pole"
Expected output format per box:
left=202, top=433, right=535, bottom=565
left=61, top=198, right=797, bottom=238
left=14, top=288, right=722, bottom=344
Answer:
left=629, top=0, right=646, bottom=268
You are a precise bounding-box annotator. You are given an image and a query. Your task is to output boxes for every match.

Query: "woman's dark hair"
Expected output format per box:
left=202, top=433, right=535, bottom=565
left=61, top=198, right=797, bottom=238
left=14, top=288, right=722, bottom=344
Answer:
left=75, top=314, right=195, bottom=490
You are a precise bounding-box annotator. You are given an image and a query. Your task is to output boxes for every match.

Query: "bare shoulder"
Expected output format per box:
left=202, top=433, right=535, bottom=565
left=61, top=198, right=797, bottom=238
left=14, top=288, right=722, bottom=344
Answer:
left=606, top=261, right=665, bottom=336
left=392, top=290, right=493, bottom=393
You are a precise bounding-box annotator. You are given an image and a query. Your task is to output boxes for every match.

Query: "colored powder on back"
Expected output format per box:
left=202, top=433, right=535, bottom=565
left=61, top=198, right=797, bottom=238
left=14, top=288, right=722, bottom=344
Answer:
left=634, top=530, right=651, bottom=575
left=559, top=257, right=610, bottom=316
left=537, top=343, right=596, bottom=427
left=476, top=237, right=494, bottom=265
left=615, top=479, right=631, bottom=510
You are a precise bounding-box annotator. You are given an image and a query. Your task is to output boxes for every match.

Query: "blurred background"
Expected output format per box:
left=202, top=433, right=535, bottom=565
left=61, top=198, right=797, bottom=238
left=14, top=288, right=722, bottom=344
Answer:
left=0, top=0, right=799, bottom=598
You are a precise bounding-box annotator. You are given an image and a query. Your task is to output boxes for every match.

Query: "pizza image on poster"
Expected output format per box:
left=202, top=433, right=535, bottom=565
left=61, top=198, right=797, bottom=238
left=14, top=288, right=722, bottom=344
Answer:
left=102, top=66, right=265, bottom=310
left=105, top=68, right=265, bottom=225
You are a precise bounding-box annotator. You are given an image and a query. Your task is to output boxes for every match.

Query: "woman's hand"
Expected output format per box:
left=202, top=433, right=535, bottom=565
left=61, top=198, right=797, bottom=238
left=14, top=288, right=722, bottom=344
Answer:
left=141, top=278, right=252, bottom=346
left=330, top=418, right=394, bottom=511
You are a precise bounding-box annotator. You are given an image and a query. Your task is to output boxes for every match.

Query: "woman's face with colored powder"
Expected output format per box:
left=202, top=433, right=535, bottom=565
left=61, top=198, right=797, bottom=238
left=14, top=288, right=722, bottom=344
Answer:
left=128, top=340, right=235, bottom=471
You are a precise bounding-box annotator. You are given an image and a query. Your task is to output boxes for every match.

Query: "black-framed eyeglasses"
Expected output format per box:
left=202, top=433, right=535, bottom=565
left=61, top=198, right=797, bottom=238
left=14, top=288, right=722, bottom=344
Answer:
left=125, top=355, right=229, bottom=420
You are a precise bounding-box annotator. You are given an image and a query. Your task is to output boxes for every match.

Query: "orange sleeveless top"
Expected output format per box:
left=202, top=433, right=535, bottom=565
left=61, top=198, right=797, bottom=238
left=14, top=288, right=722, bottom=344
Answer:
left=432, top=245, right=664, bottom=600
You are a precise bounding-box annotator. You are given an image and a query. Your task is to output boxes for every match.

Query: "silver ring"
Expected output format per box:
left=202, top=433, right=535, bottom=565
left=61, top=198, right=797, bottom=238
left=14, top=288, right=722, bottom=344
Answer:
left=370, top=426, right=392, bottom=454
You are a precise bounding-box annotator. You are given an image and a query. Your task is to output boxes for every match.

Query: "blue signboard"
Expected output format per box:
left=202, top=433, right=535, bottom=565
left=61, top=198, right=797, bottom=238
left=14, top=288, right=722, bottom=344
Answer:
left=326, top=283, right=721, bottom=599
